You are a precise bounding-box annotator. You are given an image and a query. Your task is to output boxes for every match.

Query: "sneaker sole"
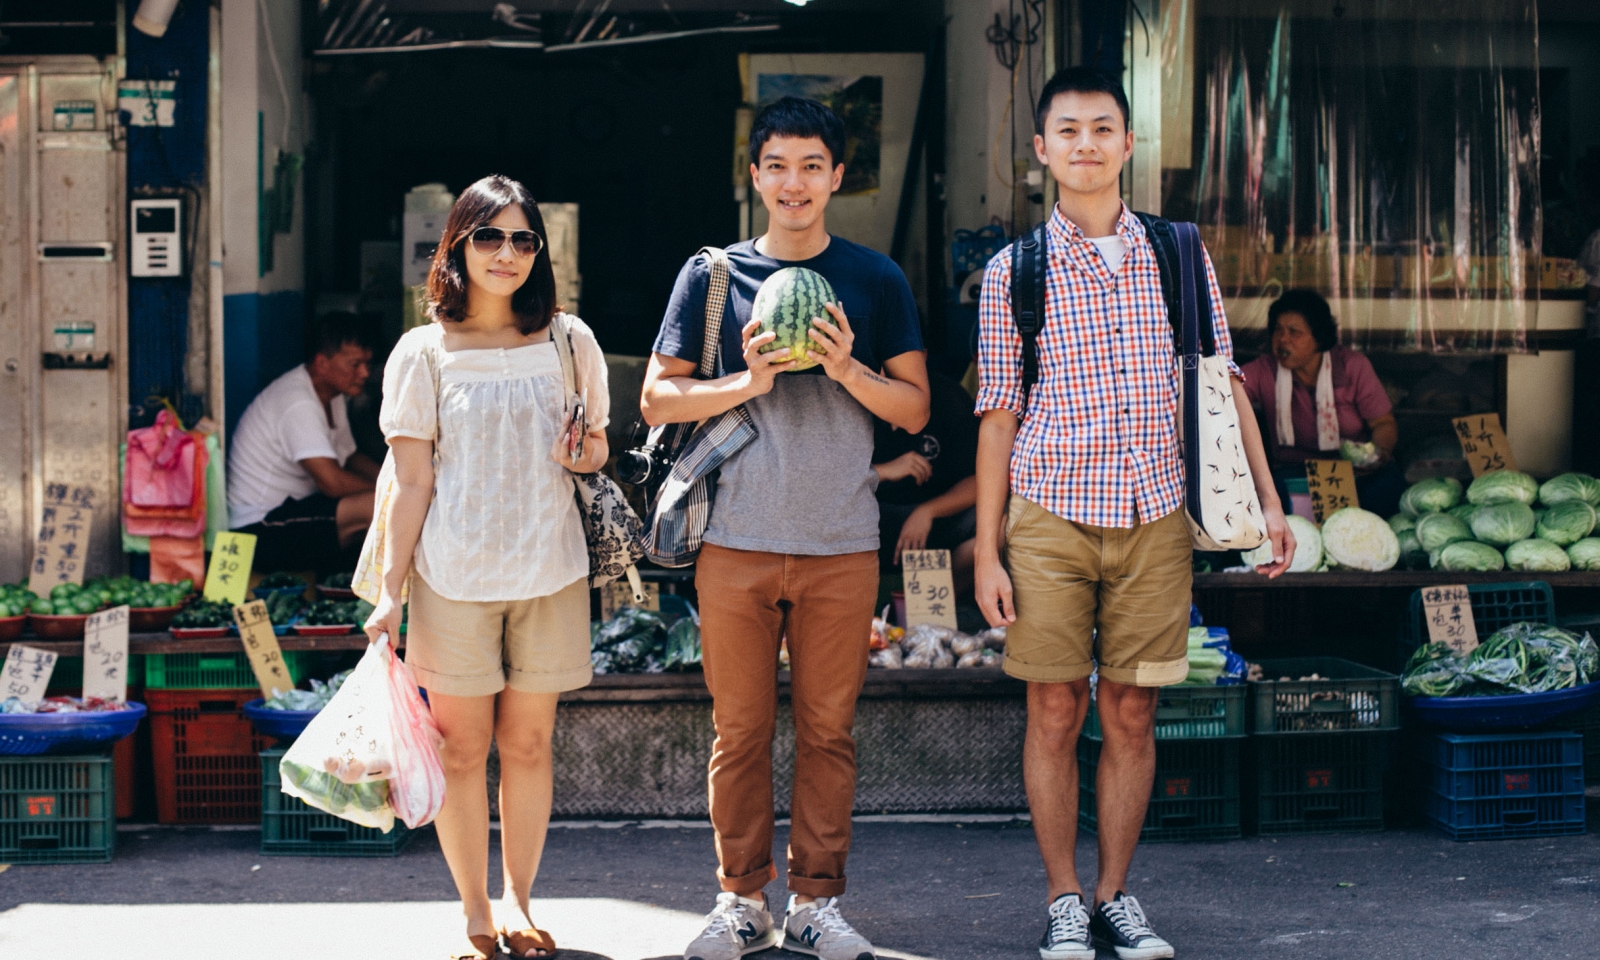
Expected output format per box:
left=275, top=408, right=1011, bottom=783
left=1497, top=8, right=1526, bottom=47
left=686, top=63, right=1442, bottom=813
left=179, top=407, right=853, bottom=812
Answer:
left=780, top=933, right=875, bottom=960
left=686, top=927, right=781, bottom=960
left=1039, top=942, right=1095, bottom=960
left=1098, top=940, right=1175, bottom=960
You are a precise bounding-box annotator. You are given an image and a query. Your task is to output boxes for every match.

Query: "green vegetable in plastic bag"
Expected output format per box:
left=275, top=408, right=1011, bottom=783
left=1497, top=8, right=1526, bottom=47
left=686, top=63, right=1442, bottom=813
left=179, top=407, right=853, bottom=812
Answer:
left=279, top=759, right=393, bottom=826
left=1505, top=538, right=1571, bottom=572
left=662, top=618, right=702, bottom=671
left=1467, top=470, right=1539, bottom=506
left=1402, top=642, right=1471, bottom=697
left=1535, top=501, right=1597, bottom=547
left=1471, top=501, right=1536, bottom=547
left=1341, top=440, right=1380, bottom=468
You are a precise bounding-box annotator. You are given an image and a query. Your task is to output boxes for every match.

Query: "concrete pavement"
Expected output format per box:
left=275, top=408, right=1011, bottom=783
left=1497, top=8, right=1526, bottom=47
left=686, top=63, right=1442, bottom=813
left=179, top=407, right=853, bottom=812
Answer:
left=3, top=813, right=1599, bottom=959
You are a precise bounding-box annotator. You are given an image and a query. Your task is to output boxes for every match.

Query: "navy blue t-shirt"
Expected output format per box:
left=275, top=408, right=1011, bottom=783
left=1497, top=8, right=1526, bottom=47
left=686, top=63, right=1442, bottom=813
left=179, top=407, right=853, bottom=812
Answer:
left=652, top=235, right=924, bottom=374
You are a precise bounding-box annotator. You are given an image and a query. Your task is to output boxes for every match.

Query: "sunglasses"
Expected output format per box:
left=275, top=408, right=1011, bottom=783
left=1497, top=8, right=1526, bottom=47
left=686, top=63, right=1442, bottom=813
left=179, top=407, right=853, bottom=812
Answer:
left=468, top=226, right=544, bottom=258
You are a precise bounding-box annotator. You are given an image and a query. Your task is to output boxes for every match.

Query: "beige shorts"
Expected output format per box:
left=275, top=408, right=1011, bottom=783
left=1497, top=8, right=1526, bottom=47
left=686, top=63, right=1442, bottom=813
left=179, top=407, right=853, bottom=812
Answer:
left=1002, top=498, right=1191, bottom=686
left=403, top=574, right=592, bottom=697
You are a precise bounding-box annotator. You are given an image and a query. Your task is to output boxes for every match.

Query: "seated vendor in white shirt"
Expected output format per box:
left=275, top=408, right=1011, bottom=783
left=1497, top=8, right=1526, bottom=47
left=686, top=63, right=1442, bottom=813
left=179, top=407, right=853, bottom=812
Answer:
left=227, top=313, right=382, bottom=574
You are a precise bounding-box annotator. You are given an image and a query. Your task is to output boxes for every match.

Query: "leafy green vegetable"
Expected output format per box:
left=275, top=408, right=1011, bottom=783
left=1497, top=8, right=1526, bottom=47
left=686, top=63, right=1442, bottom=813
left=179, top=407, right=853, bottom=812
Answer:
left=172, top=599, right=234, bottom=629
left=1470, top=501, right=1536, bottom=547
left=1388, top=514, right=1418, bottom=535
left=257, top=572, right=308, bottom=590
left=1400, top=477, right=1463, bottom=516
left=1466, top=470, right=1539, bottom=506
left=1341, top=440, right=1380, bottom=468
left=279, top=759, right=394, bottom=830
left=1568, top=538, right=1600, bottom=571
left=1402, top=642, right=1471, bottom=697
left=1403, top=623, right=1600, bottom=698
left=1321, top=507, right=1400, bottom=571
left=1505, top=538, right=1571, bottom=572
left=1433, top=540, right=1505, bottom=572
left=1416, top=513, right=1472, bottom=552
left=1539, top=472, right=1600, bottom=508
left=1243, top=515, right=1321, bottom=572
left=1397, top=529, right=1428, bottom=569
left=1447, top=503, right=1481, bottom=525
left=1535, top=501, right=1597, bottom=547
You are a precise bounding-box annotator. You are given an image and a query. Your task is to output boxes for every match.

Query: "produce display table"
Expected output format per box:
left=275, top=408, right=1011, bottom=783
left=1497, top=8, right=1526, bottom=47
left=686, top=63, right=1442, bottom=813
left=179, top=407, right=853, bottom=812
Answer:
left=0, top=631, right=398, bottom=658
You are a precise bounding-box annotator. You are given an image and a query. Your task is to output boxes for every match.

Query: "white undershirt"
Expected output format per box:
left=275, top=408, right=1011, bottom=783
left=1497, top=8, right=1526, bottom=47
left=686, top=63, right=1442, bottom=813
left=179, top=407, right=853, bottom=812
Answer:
left=1088, top=235, right=1127, bottom=273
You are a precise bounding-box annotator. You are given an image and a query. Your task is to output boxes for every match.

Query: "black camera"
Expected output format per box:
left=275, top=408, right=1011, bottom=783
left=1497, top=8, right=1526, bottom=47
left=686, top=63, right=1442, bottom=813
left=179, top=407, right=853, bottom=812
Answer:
left=616, top=419, right=688, bottom=491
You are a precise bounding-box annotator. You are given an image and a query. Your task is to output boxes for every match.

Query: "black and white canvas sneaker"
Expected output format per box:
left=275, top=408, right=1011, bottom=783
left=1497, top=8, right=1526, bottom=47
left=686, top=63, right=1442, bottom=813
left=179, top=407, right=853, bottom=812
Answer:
left=683, top=892, right=779, bottom=960
left=1039, top=892, right=1094, bottom=960
left=1090, top=892, right=1175, bottom=960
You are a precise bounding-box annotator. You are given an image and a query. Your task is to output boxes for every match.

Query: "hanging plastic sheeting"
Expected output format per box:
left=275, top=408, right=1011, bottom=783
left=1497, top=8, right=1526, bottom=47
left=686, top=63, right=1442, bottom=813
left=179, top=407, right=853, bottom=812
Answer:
left=1159, top=0, right=1540, bottom=352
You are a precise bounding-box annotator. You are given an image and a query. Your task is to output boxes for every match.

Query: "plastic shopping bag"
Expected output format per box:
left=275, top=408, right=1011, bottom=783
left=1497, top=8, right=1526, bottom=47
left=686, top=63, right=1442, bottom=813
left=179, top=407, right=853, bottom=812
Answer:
left=278, top=635, right=445, bottom=831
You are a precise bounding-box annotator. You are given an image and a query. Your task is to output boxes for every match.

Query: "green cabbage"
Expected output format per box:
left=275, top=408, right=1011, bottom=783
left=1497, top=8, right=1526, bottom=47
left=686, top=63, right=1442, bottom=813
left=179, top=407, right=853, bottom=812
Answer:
left=1470, top=501, right=1537, bottom=547
left=1535, top=501, right=1597, bottom=547
left=1448, top=503, right=1481, bottom=525
left=1505, top=538, right=1571, bottom=572
left=1400, top=477, right=1463, bottom=516
left=1467, top=470, right=1539, bottom=506
left=1434, top=540, right=1506, bottom=572
left=1415, top=513, right=1473, bottom=552
left=1568, top=538, right=1600, bottom=571
left=1539, top=472, right=1600, bottom=508
left=1321, top=507, right=1400, bottom=571
left=1237, top=514, right=1322, bottom=573
left=1388, top=514, right=1417, bottom=535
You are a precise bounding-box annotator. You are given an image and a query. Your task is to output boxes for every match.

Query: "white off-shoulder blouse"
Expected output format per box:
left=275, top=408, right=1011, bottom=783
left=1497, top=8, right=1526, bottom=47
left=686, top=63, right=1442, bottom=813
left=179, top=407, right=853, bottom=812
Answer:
left=379, top=315, right=610, bottom=602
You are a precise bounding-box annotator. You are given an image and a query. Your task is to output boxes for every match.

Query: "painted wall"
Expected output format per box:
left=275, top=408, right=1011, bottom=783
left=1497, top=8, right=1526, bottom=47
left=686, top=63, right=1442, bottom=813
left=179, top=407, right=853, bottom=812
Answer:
left=220, top=0, right=306, bottom=437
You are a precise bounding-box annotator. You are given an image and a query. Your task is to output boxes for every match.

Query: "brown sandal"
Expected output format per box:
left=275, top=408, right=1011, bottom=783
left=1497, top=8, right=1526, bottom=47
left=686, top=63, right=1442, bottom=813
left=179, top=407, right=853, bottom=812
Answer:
left=451, top=933, right=502, bottom=959
left=499, top=924, right=557, bottom=958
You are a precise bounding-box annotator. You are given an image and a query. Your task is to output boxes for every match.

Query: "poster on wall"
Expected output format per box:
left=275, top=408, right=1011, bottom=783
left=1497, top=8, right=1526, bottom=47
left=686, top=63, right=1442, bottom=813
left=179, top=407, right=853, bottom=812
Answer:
left=745, top=54, right=923, bottom=256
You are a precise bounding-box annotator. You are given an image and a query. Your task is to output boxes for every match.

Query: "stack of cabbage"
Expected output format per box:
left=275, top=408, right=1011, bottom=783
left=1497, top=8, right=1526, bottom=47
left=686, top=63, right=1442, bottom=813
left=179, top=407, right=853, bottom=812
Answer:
left=1388, top=472, right=1600, bottom=573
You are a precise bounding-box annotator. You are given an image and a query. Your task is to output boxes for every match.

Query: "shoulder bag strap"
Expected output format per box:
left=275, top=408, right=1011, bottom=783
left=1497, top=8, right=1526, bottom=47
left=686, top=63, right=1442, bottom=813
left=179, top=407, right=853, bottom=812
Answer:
left=550, top=313, right=578, bottom=402
left=697, top=246, right=731, bottom=379
left=1167, top=220, right=1209, bottom=522
left=1008, top=222, right=1047, bottom=413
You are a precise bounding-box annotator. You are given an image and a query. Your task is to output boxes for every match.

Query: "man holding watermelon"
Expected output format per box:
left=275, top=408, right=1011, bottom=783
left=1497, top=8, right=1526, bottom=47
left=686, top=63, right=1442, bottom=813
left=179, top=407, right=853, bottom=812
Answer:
left=973, top=69, right=1292, bottom=960
left=641, top=96, right=930, bottom=960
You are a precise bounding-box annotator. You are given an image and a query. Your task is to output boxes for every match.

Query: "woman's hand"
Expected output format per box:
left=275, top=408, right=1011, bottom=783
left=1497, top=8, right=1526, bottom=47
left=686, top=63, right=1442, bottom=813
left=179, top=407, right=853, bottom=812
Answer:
left=875, top=451, right=933, bottom=485
left=364, top=588, right=403, bottom=645
left=894, top=505, right=935, bottom=559
left=550, top=429, right=609, bottom=474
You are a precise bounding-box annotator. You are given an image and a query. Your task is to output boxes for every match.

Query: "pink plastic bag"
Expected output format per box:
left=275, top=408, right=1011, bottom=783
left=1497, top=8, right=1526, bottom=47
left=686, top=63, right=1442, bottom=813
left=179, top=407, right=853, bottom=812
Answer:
left=126, top=410, right=196, bottom=508
left=383, top=635, right=447, bottom=828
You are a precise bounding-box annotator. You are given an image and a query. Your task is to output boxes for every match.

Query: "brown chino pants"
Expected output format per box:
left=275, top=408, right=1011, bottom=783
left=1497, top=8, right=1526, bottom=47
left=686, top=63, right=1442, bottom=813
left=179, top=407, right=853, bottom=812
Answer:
left=695, top=543, right=879, bottom=898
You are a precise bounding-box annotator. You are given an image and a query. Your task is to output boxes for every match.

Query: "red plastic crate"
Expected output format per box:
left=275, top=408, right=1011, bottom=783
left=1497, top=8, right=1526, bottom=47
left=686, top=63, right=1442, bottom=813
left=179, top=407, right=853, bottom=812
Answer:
left=147, top=688, right=270, bottom=824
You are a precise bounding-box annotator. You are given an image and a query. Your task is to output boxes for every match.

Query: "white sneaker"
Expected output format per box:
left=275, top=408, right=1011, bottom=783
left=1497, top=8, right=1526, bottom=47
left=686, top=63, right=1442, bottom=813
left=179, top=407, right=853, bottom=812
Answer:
left=782, top=895, right=876, bottom=960
left=1039, top=892, right=1095, bottom=960
left=683, top=892, right=779, bottom=960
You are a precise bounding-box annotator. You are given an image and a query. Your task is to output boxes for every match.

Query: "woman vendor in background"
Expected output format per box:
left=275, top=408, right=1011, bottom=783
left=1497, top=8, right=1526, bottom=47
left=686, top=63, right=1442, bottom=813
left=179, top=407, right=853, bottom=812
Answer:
left=1240, top=289, right=1407, bottom=518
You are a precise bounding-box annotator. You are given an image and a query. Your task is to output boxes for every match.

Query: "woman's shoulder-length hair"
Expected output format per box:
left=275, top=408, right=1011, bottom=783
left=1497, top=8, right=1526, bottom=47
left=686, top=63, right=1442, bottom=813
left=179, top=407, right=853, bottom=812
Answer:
left=424, top=174, right=558, bottom=335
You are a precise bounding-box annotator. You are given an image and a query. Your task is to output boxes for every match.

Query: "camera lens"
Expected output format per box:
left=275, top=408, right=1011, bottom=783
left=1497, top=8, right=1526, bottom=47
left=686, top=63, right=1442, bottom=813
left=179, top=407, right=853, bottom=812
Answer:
left=616, top=450, right=653, bottom=484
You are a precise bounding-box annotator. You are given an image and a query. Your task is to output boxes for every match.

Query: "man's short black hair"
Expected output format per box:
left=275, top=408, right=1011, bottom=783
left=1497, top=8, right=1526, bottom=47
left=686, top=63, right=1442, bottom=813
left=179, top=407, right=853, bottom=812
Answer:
left=1267, top=289, right=1339, bottom=352
left=1034, top=67, right=1131, bottom=135
left=306, top=312, right=376, bottom=364
left=749, top=96, right=847, bottom=169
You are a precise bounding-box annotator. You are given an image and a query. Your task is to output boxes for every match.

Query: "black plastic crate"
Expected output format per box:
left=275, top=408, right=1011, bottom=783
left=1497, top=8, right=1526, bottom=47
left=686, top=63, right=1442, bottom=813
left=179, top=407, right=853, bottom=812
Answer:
left=1079, top=735, right=1242, bottom=843
left=0, top=755, right=115, bottom=863
left=1084, top=684, right=1247, bottom=740
left=1251, top=732, right=1386, bottom=835
left=1424, top=731, right=1586, bottom=841
left=260, top=749, right=414, bottom=857
left=1580, top=701, right=1600, bottom=786
left=1250, top=658, right=1399, bottom=735
left=1398, top=581, right=1555, bottom=668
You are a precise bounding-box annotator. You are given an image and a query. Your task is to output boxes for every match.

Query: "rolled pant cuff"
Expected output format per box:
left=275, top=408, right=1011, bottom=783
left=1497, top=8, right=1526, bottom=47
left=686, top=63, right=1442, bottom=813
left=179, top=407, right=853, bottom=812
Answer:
left=788, top=874, right=847, bottom=898
left=719, top=862, right=777, bottom=896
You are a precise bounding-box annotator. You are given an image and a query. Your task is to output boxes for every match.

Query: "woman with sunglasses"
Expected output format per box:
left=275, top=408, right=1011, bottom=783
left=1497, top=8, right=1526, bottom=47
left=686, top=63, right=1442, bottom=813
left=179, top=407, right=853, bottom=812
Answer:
left=362, top=175, right=608, bottom=959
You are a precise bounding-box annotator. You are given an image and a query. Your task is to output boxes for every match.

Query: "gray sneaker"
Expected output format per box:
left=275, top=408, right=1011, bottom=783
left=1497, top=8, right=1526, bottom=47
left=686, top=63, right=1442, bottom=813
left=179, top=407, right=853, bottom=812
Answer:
left=782, top=895, right=876, bottom=960
left=683, top=892, right=779, bottom=960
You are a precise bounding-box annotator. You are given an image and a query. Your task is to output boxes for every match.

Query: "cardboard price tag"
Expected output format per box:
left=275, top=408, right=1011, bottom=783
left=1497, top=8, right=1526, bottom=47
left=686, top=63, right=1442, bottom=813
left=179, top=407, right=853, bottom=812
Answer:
left=1422, top=584, right=1479, bottom=656
left=204, top=532, right=257, bottom=605
left=27, top=483, right=97, bottom=592
left=82, top=605, right=131, bottom=702
left=598, top=581, right=660, bottom=621
left=902, top=549, right=958, bottom=630
left=1452, top=414, right=1517, bottom=477
left=2, top=644, right=59, bottom=702
left=233, top=600, right=295, bottom=698
left=1304, top=459, right=1359, bottom=524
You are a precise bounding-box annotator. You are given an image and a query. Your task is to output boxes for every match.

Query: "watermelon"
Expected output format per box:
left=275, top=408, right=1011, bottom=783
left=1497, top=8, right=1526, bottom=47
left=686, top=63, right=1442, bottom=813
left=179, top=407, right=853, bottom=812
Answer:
left=751, top=266, right=837, bottom=372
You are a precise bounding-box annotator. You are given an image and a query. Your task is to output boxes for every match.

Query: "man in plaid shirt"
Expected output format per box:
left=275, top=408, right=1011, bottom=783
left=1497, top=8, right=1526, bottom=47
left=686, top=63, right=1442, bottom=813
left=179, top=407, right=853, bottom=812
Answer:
left=973, top=69, right=1293, bottom=960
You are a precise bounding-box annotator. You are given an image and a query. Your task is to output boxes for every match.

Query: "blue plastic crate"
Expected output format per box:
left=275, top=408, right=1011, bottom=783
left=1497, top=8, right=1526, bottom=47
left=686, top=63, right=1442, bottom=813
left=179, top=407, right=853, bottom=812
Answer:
left=1424, top=731, right=1586, bottom=841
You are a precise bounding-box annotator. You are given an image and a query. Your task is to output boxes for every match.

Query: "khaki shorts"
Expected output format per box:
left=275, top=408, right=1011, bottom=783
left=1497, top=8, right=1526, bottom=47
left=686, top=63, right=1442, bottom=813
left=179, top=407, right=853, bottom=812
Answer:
left=403, top=575, right=592, bottom=697
left=1002, top=498, right=1191, bottom=686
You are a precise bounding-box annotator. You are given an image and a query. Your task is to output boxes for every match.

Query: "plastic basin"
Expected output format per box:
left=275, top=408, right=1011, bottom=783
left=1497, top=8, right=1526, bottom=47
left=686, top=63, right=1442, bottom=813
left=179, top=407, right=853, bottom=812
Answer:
left=0, top=701, right=147, bottom=756
left=27, top=613, right=91, bottom=639
left=129, top=605, right=183, bottom=632
left=0, top=616, right=24, bottom=641
left=242, top=699, right=319, bottom=740
left=1405, top=681, right=1600, bottom=732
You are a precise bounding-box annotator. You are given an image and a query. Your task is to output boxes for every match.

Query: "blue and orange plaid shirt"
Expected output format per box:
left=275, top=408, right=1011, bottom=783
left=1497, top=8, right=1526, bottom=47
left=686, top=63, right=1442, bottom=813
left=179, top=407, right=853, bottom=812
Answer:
left=975, top=205, right=1239, bottom=529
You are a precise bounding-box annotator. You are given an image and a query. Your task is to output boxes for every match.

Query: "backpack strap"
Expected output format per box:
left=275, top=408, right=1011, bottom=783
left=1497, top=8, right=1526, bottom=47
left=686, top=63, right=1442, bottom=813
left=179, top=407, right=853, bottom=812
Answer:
left=697, top=246, right=731, bottom=379
left=1007, top=222, right=1048, bottom=412
left=1133, top=212, right=1215, bottom=358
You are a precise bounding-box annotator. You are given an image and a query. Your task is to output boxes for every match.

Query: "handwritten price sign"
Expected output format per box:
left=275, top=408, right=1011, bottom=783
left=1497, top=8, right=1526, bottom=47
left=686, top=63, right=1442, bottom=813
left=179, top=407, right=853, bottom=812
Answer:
left=83, top=605, right=131, bottom=702
left=1452, top=414, right=1517, bottom=477
left=28, top=482, right=97, bottom=591
left=233, top=600, right=294, bottom=698
left=204, top=531, right=257, bottom=606
left=1304, top=459, right=1359, bottom=525
left=902, top=549, right=958, bottom=630
left=2, top=644, right=59, bottom=702
left=1422, top=584, right=1479, bottom=656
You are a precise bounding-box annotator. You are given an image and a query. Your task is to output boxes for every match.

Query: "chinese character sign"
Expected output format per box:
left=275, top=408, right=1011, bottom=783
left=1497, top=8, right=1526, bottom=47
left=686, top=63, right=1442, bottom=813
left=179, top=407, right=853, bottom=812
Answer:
left=1304, top=459, right=1359, bottom=525
left=1451, top=414, right=1518, bottom=477
left=2, top=644, right=59, bottom=702
left=233, top=600, right=294, bottom=698
left=83, top=605, right=130, bottom=702
left=599, top=581, right=660, bottom=620
left=1422, top=584, right=1479, bottom=655
left=27, top=483, right=96, bottom=592
left=204, top=532, right=258, bottom=605
left=901, top=549, right=958, bottom=630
